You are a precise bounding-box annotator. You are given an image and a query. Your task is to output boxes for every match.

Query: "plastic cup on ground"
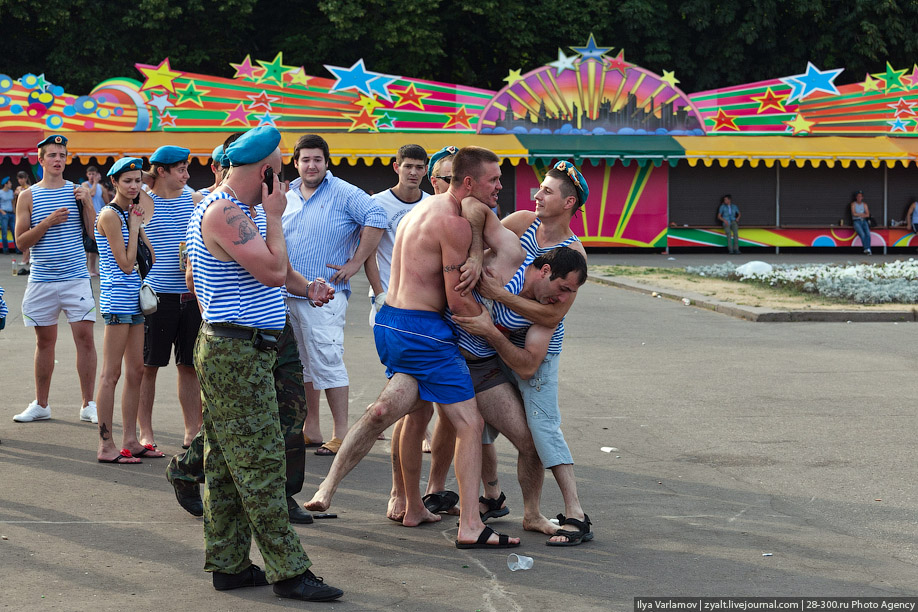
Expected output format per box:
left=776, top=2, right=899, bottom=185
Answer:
left=507, top=553, right=533, bottom=571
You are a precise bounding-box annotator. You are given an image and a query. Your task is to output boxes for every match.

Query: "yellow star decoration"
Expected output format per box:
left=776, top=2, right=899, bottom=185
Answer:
left=355, top=95, right=384, bottom=112
left=286, top=66, right=310, bottom=88
left=175, top=80, right=210, bottom=107
left=784, top=113, right=815, bottom=135
left=139, top=58, right=183, bottom=93
left=503, top=69, right=524, bottom=86
left=861, top=73, right=880, bottom=92
left=660, top=70, right=680, bottom=89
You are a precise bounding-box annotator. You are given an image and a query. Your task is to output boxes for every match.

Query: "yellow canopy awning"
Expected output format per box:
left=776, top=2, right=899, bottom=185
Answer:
left=673, top=136, right=913, bottom=168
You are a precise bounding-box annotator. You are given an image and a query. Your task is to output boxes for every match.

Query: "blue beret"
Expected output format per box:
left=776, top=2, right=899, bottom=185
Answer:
left=211, top=144, right=228, bottom=167
left=553, top=160, right=589, bottom=207
left=37, top=134, right=68, bottom=148
left=225, top=126, right=281, bottom=166
left=108, top=157, right=144, bottom=177
left=1, top=177, right=9, bottom=186
left=150, top=145, right=190, bottom=165
left=428, top=145, right=458, bottom=181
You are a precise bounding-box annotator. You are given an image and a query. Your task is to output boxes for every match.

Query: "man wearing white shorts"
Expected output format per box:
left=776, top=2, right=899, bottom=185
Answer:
left=13, top=134, right=98, bottom=424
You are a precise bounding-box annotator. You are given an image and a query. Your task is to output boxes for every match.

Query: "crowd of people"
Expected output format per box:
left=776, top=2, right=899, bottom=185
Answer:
left=5, top=128, right=593, bottom=603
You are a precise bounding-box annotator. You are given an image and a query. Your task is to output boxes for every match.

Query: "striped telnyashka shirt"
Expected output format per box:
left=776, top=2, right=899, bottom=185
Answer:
left=145, top=190, right=195, bottom=294
left=490, top=256, right=565, bottom=356
left=28, top=182, right=89, bottom=283
left=95, top=205, right=141, bottom=315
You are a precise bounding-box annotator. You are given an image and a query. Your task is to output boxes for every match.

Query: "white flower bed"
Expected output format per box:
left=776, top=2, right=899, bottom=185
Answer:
left=684, top=260, right=918, bottom=304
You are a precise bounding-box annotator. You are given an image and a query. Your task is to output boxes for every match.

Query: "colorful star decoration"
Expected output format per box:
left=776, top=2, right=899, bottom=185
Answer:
left=750, top=87, right=787, bottom=113
left=391, top=84, right=429, bottom=110
left=355, top=95, right=385, bottom=113
left=222, top=102, right=251, bottom=126
left=257, top=52, right=294, bottom=87
left=907, top=65, right=918, bottom=89
left=246, top=90, right=280, bottom=113
left=286, top=66, right=310, bottom=88
left=660, top=70, right=680, bottom=89
left=158, top=111, right=177, bottom=128
left=784, top=113, right=815, bottom=135
left=442, top=106, right=476, bottom=130
left=571, top=33, right=612, bottom=62
left=888, top=98, right=916, bottom=117
left=376, top=111, right=397, bottom=129
left=887, top=117, right=910, bottom=132
left=147, top=93, right=174, bottom=114
left=230, top=55, right=260, bottom=80
left=711, top=109, right=739, bottom=131
left=504, top=69, right=524, bottom=87
left=256, top=111, right=280, bottom=127
left=176, top=80, right=210, bottom=107
left=326, top=59, right=394, bottom=99
left=346, top=108, right=379, bottom=132
left=549, top=49, right=579, bottom=75
left=873, top=62, right=908, bottom=93
left=861, top=74, right=881, bottom=93
left=605, top=50, right=628, bottom=77
left=780, top=62, right=843, bottom=103
left=137, top=58, right=183, bottom=94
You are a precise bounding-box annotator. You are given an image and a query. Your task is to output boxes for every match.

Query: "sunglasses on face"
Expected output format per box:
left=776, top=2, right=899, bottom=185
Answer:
left=434, top=175, right=452, bottom=184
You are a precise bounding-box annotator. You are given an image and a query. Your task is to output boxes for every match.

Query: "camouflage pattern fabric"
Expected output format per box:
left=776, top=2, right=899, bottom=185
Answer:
left=195, top=330, right=311, bottom=582
left=166, top=321, right=308, bottom=494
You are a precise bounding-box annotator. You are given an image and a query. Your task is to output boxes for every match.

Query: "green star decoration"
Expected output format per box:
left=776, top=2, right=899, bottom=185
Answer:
left=257, top=52, right=294, bottom=87
left=873, top=62, right=908, bottom=93
left=176, top=80, right=210, bottom=107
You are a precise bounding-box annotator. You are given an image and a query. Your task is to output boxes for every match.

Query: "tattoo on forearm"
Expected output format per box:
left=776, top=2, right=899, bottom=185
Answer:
left=444, top=264, right=462, bottom=272
left=99, top=423, right=109, bottom=441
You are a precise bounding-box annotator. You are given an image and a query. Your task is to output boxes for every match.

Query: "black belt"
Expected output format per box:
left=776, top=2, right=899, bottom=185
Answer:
left=201, top=322, right=279, bottom=351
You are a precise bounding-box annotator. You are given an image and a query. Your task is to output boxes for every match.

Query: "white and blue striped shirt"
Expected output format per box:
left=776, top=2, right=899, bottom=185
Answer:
left=491, top=256, right=565, bottom=356
left=519, top=218, right=581, bottom=258
left=282, top=171, right=386, bottom=299
left=145, top=190, right=195, bottom=294
left=187, top=192, right=286, bottom=331
left=0, top=285, right=8, bottom=320
left=28, top=182, right=89, bottom=283
left=95, top=205, right=141, bottom=315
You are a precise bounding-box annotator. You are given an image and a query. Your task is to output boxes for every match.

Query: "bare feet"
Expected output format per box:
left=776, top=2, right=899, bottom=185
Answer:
left=401, top=507, right=442, bottom=527
left=387, top=494, right=406, bottom=523
left=523, top=514, right=557, bottom=535
left=304, top=491, right=330, bottom=512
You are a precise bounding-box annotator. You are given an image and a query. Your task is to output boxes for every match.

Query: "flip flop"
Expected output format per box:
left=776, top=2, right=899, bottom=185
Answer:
left=98, top=449, right=142, bottom=464
left=422, top=490, right=459, bottom=514
left=455, top=525, right=519, bottom=549
left=303, top=434, right=324, bottom=449
left=131, top=444, right=165, bottom=458
left=546, top=513, right=593, bottom=546
left=315, top=437, right=342, bottom=456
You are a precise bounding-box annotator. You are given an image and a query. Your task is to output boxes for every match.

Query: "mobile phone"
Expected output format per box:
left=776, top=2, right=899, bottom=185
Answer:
left=263, top=167, right=274, bottom=195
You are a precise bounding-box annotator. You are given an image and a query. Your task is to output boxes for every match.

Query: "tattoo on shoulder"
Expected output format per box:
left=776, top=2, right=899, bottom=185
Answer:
left=223, top=205, right=257, bottom=245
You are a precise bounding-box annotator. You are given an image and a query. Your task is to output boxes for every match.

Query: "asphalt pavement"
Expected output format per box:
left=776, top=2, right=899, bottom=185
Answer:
left=1, top=251, right=917, bottom=611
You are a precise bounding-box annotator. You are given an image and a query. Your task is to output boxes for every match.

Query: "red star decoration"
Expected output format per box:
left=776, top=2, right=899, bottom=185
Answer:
left=711, top=109, right=739, bottom=131
left=750, top=88, right=787, bottom=113
left=888, top=97, right=916, bottom=117
left=346, top=108, right=379, bottom=132
left=247, top=90, right=280, bottom=113
left=391, top=84, right=429, bottom=110
left=443, top=106, right=476, bottom=130
left=221, top=102, right=251, bottom=126
left=604, top=50, right=629, bottom=77
left=158, top=111, right=177, bottom=128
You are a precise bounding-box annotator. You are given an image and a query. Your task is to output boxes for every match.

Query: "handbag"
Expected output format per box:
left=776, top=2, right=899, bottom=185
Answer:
left=139, top=283, right=159, bottom=315
left=115, top=204, right=158, bottom=314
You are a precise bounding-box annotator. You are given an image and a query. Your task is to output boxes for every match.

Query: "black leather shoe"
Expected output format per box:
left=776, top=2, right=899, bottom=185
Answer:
left=213, top=564, right=269, bottom=591
left=273, top=569, right=343, bottom=601
left=167, top=473, right=203, bottom=517
left=287, top=497, right=314, bottom=524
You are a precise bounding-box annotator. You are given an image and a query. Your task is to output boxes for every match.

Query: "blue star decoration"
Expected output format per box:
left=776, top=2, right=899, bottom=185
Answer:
left=325, top=59, right=396, bottom=100
left=887, top=117, right=909, bottom=132
left=549, top=48, right=579, bottom=75
left=780, top=62, right=844, bottom=103
left=570, top=33, right=612, bottom=63
left=257, top=111, right=280, bottom=127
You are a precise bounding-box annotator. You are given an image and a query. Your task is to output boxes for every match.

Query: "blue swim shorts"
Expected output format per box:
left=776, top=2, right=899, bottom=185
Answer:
left=373, top=305, right=474, bottom=405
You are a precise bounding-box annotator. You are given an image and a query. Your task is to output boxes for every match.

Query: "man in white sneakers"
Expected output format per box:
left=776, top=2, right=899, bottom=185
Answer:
left=13, top=134, right=98, bottom=424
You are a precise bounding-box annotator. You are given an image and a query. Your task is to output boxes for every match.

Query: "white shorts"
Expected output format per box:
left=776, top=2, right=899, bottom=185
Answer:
left=22, top=279, right=96, bottom=327
left=286, top=294, right=349, bottom=390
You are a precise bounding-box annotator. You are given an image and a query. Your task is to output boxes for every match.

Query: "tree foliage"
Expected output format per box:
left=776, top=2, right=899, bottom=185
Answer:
left=3, top=0, right=918, bottom=94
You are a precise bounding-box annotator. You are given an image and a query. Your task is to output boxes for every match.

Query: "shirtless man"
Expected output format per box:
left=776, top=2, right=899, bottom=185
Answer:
left=305, top=146, right=520, bottom=548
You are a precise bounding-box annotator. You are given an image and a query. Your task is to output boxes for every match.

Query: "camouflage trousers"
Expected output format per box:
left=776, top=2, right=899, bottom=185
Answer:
left=194, top=327, right=311, bottom=582
left=166, top=321, right=308, bottom=498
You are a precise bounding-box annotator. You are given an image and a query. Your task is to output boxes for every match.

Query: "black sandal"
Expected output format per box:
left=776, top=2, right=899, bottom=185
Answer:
left=479, top=492, right=510, bottom=522
left=547, top=513, right=593, bottom=546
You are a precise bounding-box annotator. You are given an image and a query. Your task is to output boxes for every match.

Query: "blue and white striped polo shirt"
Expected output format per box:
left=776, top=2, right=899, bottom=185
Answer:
left=491, top=256, right=565, bottom=356
left=28, top=182, right=89, bottom=283
left=95, top=205, right=141, bottom=315
left=145, top=190, right=195, bottom=294
left=187, top=192, right=286, bottom=331
left=282, top=171, right=386, bottom=299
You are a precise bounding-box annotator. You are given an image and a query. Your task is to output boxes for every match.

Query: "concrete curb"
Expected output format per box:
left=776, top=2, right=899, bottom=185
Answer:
left=589, top=274, right=918, bottom=323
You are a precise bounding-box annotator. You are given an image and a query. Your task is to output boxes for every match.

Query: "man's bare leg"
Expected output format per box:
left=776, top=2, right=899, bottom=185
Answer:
left=424, top=407, right=460, bottom=516
left=325, top=385, right=350, bottom=441
left=399, top=402, right=437, bottom=526
left=302, top=381, right=323, bottom=443
left=138, top=366, right=159, bottom=440
left=388, top=417, right=407, bottom=522
left=173, top=364, right=202, bottom=447
left=476, top=384, right=554, bottom=535
left=305, top=373, right=421, bottom=512
left=547, top=464, right=587, bottom=543
left=34, top=325, right=58, bottom=407
left=71, top=321, right=96, bottom=408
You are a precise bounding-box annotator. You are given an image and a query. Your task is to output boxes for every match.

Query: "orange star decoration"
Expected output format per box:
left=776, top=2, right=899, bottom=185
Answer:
left=347, top=108, right=379, bottom=132
left=391, top=84, right=430, bottom=110
left=443, top=106, right=476, bottom=130
left=711, top=108, right=739, bottom=131
left=137, top=58, right=183, bottom=94
left=158, top=111, right=177, bottom=128
left=784, top=113, right=815, bottom=135
left=750, top=87, right=787, bottom=113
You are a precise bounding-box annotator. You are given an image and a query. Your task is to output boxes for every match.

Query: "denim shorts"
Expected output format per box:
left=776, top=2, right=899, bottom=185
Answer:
left=103, top=312, right=145, bottom=326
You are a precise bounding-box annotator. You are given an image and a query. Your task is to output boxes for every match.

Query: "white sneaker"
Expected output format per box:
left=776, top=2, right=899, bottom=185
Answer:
left=13, top=400, right=51, bottom=422
left=79, top=401, right=98, bottom=424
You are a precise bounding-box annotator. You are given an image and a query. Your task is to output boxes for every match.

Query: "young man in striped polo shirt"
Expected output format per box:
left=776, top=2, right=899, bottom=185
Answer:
left=13, top=134, right=99, bottom=424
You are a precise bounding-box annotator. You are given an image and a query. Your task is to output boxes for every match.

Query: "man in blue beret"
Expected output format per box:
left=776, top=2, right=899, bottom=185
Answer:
left=186, top=125, right=341, bottom=601
left=198, top=142, right=231, bottom=198
left=13, top=134, right=99, bottom=425
left=137, top=145, right=203, bottom=452
left=282, top=134, right=386, bottom=457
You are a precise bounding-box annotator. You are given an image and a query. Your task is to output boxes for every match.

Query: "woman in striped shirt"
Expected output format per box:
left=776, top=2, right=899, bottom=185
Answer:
left=94, top=158, right=161, bottom=463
